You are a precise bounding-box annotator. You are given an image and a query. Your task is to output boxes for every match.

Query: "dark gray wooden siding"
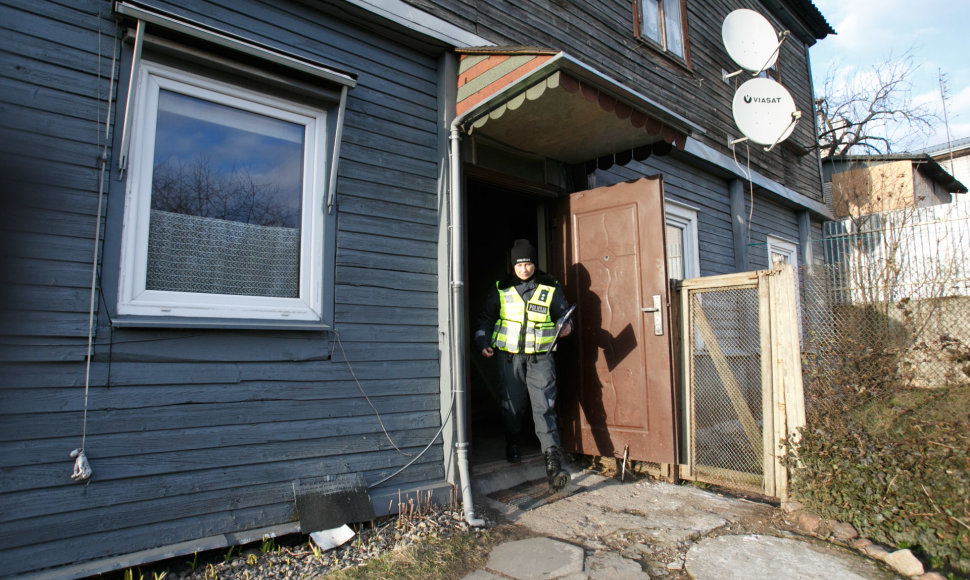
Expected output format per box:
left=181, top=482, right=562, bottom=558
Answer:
left=0, top=0, right=448, bottom=575
left=403, top=0, right=825, bottom=205
left=596, top=152, right=820, bottom=277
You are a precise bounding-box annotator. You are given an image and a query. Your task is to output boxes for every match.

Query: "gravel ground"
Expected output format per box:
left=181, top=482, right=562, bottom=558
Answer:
left=116, top=505, right=484, bottom=580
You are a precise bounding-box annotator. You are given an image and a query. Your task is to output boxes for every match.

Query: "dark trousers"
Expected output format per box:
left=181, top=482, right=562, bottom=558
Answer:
left=496, top=351, right=561, bottom=452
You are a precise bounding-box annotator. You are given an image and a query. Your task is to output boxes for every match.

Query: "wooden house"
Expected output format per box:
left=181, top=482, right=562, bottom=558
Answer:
left=823, top=154, right=967, bottom=218
left=916, top=136, right=970, bottom=196
left=0, top=0, right=832, bottom=575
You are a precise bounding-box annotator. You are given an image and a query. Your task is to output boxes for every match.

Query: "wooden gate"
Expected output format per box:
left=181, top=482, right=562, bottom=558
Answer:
left=677, top=264, right=805, bottom=501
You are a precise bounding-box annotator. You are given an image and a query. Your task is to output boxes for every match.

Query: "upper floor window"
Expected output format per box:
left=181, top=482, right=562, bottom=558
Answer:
left=635, top=0, right=688, bottom=60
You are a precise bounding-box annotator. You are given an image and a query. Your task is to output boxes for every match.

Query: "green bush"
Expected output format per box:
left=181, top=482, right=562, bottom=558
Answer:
left=789, top=384, right=970, bottom=575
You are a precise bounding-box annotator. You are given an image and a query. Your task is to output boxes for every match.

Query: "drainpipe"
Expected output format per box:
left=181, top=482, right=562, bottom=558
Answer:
left=449, top=121, right=486, bottom=527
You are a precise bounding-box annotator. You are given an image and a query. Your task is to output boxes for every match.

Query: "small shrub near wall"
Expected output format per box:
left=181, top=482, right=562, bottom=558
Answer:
left=789, top=386, right=969, bottom=575
left=795, top=267, right=970, bottom=575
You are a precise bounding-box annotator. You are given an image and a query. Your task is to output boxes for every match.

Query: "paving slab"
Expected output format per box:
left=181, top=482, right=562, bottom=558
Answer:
left=685, top=534, right=900, bottom=580
left=483, top=537, right=585, bottom=580
left=584, top=551, right=650, bottom=579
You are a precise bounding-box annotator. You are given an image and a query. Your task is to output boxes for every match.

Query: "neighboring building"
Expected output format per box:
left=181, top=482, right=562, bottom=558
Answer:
left=822, top=154, right=967, bottom=218
left=0, top=0, right=832, bottom=576
left=914, top=136, right=970, bottom=192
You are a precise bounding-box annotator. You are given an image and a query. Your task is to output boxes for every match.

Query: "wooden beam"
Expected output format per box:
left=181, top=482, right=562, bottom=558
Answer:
left=730, top=179, right=749, bottom=271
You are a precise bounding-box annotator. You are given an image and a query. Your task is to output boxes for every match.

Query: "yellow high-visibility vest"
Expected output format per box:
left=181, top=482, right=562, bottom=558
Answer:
left=492, top=282, right=557, bottom=353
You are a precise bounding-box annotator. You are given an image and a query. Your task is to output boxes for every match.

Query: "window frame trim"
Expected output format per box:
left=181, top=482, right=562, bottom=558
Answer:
left=664, top=199, right=700, bottom=280
left=116, top=58, right=329, bottom=325
left=766, top=235, right=799, bottom=269
left=633, top=0, right=692, bottom=67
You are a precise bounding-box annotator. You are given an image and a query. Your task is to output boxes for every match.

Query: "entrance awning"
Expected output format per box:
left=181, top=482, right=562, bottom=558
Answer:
left=456, top=47, right=703, bottom=168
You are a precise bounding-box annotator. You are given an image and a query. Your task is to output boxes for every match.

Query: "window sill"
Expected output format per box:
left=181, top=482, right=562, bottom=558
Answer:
left=111, top=315, right=332, bottom=331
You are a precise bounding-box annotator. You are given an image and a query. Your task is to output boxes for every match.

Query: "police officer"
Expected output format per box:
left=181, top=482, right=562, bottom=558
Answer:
left=474, top=239, right=572, bottom=491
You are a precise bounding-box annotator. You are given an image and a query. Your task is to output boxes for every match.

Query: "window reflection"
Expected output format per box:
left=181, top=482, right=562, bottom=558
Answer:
left=146, top=90, right=304, bottom=298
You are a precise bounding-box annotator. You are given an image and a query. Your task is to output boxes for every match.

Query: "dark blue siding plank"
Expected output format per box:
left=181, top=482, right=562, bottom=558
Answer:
left=335, top=285, right=437, bottom=310
left=338, top=176, right=438, bottom=211
left=331, top=323, right=439, bottom=343
left=0, top=342, right=90, bottom=363
left=337, top=195, right=438, bottom=225
left=336, top=248, right=437, bottom=275
left=339, top=141, right=438, bottom=180
left=0, top=376, right=440, bottom=416
left=335, top=304, right=438, bottom=326
left=99, top=330, right=333, bottom=363
left=338, top=213, right=438, bottom=243
left=336, top=231, right=437, bottom=260
left=337, top=158, right=438, bottom=192
left=0, top=393, right=440, bottom=446
left=0, top=311, right=89, bottom=338
left=0, top=362, right=105, bottom=388
left=337, top=266, right=437, bottom=292
left=236, top=359, right=439, bottom=382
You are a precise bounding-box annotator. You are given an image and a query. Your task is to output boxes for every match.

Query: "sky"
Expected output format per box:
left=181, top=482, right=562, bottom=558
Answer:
left=808, top=0, right=970, bottom=152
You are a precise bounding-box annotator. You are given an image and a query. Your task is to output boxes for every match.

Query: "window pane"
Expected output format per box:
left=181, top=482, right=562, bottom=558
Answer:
left=663, top=0, right=684, bottom=57
left=770, top=251, right=790, bottom=266
left=666, top=224, right=685, bottom=279
left=640, top=0, right=661, bottom=44
left=147, top=90, right=304, bottom=298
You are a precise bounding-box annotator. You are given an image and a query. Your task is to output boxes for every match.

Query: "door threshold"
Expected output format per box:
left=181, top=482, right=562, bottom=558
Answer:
left=470, top=452, right=546, bottom=496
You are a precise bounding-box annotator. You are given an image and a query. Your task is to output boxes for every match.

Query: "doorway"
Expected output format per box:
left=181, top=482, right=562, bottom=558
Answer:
left=465, top=178, right=549, bottom=465
left=463, top=176, right=678, bottom=469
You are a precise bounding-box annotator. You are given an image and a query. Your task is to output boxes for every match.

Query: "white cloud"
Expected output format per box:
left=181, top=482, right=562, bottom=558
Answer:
left=810, top=1, right=970, bottom=143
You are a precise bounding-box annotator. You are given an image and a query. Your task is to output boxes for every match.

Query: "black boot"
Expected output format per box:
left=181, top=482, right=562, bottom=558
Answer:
left=505, top=439, right=521, bottom=464
left=544, top=447, right=569, bottom=491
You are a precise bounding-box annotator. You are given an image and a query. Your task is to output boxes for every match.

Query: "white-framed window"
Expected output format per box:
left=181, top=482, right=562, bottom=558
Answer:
left=665, top=200, right=700, bottom=280
left=118, top=59, right=327, bottom=323
left=635, top=0, right=688, bottom=60
left=766, top=235, right=798, bottom=269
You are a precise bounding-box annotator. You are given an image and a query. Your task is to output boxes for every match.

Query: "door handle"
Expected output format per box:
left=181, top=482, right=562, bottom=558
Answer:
left=641, top=295, right=663, bottom=336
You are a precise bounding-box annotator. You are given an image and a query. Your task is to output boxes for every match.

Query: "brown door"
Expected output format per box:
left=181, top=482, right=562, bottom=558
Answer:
left=553, top=177, right=677, bottom=464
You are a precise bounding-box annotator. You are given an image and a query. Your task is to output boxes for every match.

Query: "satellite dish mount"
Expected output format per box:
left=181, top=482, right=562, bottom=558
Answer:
left=721, top=9, right=801, bottom=151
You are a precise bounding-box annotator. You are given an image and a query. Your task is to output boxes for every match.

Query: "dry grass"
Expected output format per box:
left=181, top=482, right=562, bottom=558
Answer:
left=325, top=522, right=533, bottom=580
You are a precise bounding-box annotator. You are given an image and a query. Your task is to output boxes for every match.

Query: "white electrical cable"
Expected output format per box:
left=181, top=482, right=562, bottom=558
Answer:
left=331, top=329, right=457, bottom=488
left=75, top=4, right=120, bottom=482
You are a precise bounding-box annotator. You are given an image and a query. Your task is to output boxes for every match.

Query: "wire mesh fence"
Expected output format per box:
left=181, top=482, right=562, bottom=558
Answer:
left=799, top=263, right=970, bottom=421
left=686, top=284, right=765, bottom=492
left=803, top=198, right=970, bottom=419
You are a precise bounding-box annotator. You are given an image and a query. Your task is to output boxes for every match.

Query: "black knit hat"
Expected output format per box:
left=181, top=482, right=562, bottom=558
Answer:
left=510, top=239, right=537, bottom=264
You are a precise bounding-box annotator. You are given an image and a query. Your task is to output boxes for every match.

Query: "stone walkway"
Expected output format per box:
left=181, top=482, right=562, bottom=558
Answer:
left=464, top=461, right=927, bottom=579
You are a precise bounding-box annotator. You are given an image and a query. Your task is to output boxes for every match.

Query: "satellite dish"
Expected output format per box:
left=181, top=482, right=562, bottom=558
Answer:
left=722, top=9, right=779, bottom=73
left=732, top=78, right=798, bottom=146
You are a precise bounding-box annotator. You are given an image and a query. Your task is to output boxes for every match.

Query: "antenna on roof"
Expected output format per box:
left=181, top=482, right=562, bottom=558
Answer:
left=939, top=69, right=955, bottom=172
left=721, top=9, right=801, bottom=151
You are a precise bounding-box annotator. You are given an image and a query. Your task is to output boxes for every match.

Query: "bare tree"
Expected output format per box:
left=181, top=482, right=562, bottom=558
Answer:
left=151, top=157, right=297, bottom=228
left=815, top=51, right=940, bottom=158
